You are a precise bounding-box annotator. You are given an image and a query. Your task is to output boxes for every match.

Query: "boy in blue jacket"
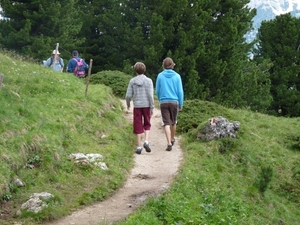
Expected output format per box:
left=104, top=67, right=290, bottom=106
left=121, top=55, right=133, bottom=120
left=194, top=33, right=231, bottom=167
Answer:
left=156, top=57, right=184, bottom=151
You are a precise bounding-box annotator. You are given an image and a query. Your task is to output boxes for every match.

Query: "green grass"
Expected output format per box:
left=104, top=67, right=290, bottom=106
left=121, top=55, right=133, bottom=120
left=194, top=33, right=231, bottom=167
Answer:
left=115, top=104, right=300, bottom=224
left=1, top=50, right=300, bottom=225
left=0, top=50, right=135, bottom=224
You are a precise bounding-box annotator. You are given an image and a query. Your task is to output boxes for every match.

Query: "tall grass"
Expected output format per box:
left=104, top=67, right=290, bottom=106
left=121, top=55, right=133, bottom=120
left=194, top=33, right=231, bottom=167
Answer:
left=0, top=50, right=135, bottom=224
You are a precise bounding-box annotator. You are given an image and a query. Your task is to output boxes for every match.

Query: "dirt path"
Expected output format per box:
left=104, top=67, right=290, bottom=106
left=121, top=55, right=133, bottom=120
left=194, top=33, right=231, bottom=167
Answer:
left=46, top=99, right=183, bottom=225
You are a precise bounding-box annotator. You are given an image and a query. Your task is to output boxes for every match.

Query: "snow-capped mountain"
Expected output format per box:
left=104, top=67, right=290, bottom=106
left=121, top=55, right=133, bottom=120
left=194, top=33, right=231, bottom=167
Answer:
left=246, top=0, right=300, bottom=42
left=248, top=0, right=300, bottom=16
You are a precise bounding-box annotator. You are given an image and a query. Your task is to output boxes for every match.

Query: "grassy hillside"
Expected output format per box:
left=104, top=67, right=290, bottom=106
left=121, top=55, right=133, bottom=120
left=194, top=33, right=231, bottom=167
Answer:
left=1, top=50, right=300, bottom=225
left=0, top=51, right=135, bottom=224
left=115, top=104, right=300, bottom=223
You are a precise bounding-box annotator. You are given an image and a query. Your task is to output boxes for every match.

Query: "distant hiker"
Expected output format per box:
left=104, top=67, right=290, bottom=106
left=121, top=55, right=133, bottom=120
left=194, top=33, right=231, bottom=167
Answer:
left=44, top=50, right=64, bottom=72
left=125, top=62, right=154, bottom=155
left=156, top=57, right=184, bottom=151
left=67, top=50, right=89, bottom=77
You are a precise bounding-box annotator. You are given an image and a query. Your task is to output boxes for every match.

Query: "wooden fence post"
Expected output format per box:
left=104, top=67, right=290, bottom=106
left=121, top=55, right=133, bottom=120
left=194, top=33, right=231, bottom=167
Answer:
left=52, top=43, right=59, bottom=70
left=85, top=59, right=93, bottom=97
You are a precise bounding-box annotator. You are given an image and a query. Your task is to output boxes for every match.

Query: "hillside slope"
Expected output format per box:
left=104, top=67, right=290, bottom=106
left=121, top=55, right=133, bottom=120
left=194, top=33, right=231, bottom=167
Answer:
left=0, top=51, right=135, bottom=224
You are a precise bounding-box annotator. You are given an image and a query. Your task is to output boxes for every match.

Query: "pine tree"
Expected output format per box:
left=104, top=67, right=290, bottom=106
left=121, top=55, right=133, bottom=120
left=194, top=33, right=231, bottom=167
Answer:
left=0, top=0, right=273, bottom=112
left=79, top=0, right=272, bottom=111
left=0, top=0, right=84, bottom=61
left=254, top=13, right=300, bottom=116
left=195, top=0, right=255, bottom=107
left=77, top=0, right=138, bottom=72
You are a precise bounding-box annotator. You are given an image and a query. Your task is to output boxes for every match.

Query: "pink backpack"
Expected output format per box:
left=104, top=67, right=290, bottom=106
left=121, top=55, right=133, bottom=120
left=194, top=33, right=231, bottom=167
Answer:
left=73, top=58, right=86, bottom=77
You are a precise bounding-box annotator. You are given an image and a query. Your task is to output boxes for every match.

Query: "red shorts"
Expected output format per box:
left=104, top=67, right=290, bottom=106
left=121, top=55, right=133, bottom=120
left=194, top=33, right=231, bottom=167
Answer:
left=133, top=107, right=151, bottom=134
left=160, top=102, right=178, bottom=126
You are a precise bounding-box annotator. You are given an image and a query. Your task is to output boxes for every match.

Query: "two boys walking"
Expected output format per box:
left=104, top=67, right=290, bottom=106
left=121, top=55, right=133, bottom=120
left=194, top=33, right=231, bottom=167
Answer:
left=125, top=57, right=184, bottom=154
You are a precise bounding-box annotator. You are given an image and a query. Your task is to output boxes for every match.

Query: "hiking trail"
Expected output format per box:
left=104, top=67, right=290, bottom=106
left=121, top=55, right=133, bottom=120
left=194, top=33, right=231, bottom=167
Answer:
left=45, top=99, right=183, bottom=225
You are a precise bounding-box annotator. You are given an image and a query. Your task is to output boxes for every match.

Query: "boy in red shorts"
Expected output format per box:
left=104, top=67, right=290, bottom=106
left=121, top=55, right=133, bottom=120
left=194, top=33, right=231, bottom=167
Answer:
left=125, top=62, right=154, bottom=154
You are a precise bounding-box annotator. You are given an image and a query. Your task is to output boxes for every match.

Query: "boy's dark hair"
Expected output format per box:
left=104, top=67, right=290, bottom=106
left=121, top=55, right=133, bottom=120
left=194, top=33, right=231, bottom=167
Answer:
left=134, top=62, right=146, bottom=75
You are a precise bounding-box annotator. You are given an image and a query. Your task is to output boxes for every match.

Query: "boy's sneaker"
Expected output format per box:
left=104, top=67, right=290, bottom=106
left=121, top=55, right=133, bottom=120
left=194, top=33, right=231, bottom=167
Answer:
left=143, top=142, right=151, bottom=153
left=135, top=147, right=142, bottom=154
left=171, top=138, right=175, bottom=146
left=166, top=145, right=172, bottom=151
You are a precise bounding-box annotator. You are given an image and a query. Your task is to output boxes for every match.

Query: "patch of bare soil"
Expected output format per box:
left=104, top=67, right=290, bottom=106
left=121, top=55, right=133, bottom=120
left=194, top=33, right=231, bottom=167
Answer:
left=46, top=99, right=183, bottom=225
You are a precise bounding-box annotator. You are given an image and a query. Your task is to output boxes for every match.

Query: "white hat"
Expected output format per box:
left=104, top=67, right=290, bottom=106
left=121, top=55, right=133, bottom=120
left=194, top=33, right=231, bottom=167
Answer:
left=52, top=50, right=60, bottom=54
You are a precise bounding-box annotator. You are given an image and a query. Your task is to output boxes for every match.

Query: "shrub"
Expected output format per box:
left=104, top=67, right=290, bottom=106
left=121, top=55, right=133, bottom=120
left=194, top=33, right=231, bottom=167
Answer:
left=89, top=71, right=132, bottom=98
left=218, top=138, right=239, bottom=154
left=285, top=134, right=300, bottom=151
left=255, top=165, right=273, bottom=195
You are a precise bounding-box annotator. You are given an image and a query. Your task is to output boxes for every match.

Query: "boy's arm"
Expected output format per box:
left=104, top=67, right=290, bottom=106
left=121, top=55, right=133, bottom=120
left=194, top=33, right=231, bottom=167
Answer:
left=155, top=76, right=160, bottom=100
left=177, top=77, right=184, bottom=109
left=148, top=80, right=154, bottom=110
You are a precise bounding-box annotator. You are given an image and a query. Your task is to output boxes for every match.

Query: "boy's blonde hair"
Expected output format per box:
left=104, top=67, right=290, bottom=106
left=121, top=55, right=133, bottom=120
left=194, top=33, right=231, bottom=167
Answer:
left=162, top=57, right=175, bottom=69
left=134, top=62, right=146, bottom=75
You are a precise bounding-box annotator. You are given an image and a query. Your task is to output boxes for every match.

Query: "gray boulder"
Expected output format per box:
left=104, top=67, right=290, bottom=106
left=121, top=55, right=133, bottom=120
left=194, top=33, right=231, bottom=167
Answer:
left=17, top=192, right=54, bottom=215
left=197, top=116, right=240, bottom=141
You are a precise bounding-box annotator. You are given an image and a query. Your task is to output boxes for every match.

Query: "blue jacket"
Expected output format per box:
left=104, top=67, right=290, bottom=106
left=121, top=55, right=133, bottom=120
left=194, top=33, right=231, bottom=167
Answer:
left=67, top=57, right=89, bottom=73
left=156, top=69, right=184, bottom=108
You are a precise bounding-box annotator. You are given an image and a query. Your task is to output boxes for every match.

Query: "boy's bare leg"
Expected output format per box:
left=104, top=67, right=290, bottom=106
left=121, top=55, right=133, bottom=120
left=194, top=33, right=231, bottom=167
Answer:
left=136, top=133, right=142, bottom=148
left=144, top=130, right=150, bottom=143
left=143, top=130, right=151, bottom=152
left=171, top=124, right=176, bottom=142
left=164, top=125, right=172, bottom=145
